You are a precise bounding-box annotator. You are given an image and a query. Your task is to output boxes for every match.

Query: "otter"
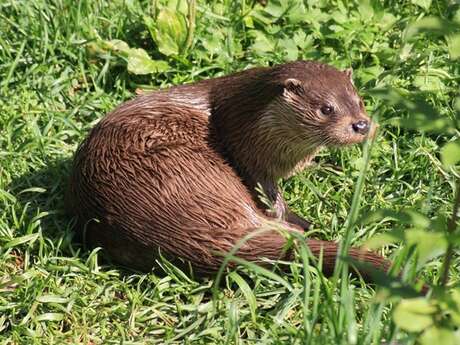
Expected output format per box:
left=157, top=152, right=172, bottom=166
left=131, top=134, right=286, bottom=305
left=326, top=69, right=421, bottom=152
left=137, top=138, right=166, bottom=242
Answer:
left=68, top=60, right=387, bottom=281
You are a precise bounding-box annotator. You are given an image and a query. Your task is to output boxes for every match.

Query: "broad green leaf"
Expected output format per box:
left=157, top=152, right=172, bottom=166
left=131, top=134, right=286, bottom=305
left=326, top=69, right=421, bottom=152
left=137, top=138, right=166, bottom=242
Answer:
left=378, top=12, right=398, bottom=31
left=101, top=39, right=130, bottom=55
left=249, top=6, right=276, bottom=25
left=263, top=0, right=288, bottom=18
left=441, top=140, right=460, bottom=167
left=405, top=229, right=447, bottom=269
left=439, top=288, right=460, bottom=325
left=357, top=65, right=384, bottom=84
left=420, top=326, right=460, bottom=345
left=358, top=0, right=374, bottom=20
left=362, top=211, right=447, bottom=266
left=369, top=88, right=453, bottom=133
left=164, top=0, right=188, bottom=14
left=87, top=39, right=128, bottom=57
left=413, top=75, right=445, bottom=92
left=286, top=1, right=307, bottom=24
left=127, top=48, right=169, bottom=75
left=331, top=10, right=348, bottom=25
left=278, top=38, right=298, bottom=61
left=292, top=31, right=314, bottom=51
left=146, top=9, right=188, bottom=56
left=250, top=30, right=275, bottom=53
left=364, top=230, right=405, bottom=250
left=201, top=31, right=224, bottom=56
left=404, top=17, right=460, bottom=41
left=411, top=0, right=432, bottom=11
left=108, top=40, right=129, bottom=53
left=90, top=39, right=170, bottom=75
left=447, top=33, right=460, bottom=59
left=393, top=298, right=436, bottom=332
left=430, top=216, right=448, bottom=232
left=360, top=208, right=430, bottom=228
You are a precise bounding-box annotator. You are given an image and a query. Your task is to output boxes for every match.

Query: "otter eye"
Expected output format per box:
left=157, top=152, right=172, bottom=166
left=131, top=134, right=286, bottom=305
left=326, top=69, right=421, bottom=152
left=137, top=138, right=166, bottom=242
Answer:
left=320, top=105, right=334, bottom=116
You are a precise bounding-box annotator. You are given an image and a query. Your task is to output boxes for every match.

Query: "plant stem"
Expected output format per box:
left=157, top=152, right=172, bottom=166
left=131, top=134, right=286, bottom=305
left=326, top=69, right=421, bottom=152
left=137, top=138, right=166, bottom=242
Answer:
left=440, top=180, right=460, bottom=287
left=334, top=134, right=375, bottom=278
left=151, top=0, right=157, bottom=18
left=183, top=0, right=196, bottom=55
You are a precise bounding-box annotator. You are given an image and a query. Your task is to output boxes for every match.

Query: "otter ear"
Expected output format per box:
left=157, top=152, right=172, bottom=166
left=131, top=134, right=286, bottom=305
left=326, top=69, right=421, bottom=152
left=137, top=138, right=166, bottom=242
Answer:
left=283, top=78, right=302, bottom=93
left=343, top=68, right=355, bottom=85
left=344, top=68, right=353, bottom=79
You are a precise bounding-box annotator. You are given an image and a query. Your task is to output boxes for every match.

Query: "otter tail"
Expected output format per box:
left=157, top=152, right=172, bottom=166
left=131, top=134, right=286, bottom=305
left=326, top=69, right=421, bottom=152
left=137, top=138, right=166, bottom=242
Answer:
left=216, top=228, right=389, bottom=281
left=220, top=230, right=427, bottom=293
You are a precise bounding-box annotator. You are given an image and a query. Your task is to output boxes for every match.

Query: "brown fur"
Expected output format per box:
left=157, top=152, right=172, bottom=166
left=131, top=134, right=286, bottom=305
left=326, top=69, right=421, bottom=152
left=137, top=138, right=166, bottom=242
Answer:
left=68, top=60, right=387, bottom=281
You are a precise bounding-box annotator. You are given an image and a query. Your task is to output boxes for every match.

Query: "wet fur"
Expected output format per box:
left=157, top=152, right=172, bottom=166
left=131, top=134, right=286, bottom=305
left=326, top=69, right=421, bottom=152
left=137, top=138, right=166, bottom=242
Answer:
left=68, top=61, right=388, bottom=280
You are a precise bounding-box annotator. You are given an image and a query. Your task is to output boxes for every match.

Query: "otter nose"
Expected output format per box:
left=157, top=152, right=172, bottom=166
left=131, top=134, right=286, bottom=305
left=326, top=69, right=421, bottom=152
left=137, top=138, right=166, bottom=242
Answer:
left=352, top=120, right=369, bottom=135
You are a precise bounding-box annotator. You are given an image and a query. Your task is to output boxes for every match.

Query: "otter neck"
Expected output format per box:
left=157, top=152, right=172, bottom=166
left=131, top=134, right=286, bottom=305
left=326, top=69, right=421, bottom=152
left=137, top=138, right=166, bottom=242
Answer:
left=208, top=73, right=318, bottom=189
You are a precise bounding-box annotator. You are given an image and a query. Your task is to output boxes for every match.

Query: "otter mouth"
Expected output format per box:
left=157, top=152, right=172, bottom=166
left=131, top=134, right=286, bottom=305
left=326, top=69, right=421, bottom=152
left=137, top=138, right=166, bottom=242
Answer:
left=325, top=120, right=378, bottom=147
left=346, top=117, right=377, bottom=144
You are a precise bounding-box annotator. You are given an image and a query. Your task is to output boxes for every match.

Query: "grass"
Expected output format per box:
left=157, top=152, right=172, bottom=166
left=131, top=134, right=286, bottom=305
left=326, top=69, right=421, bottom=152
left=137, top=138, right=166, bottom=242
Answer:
left=0, top=0, right=459, bottom=344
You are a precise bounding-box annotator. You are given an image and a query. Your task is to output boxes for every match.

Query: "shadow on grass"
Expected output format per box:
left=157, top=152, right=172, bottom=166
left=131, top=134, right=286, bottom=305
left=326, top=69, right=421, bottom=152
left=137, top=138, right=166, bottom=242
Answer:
left=8, top=157, right=78, bottom=254
left=7, top=157, right=205, bottom=282
left=8, top=157, right=139, bottom=277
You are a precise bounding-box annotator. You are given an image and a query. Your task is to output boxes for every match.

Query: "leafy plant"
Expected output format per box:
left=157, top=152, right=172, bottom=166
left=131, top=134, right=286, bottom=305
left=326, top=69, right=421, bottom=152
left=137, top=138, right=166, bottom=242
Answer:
left=361, top=15, right=460, bottom=344
left=144, top=0, right=196, bottom=57
left=87, top=39, right=170, bottom=75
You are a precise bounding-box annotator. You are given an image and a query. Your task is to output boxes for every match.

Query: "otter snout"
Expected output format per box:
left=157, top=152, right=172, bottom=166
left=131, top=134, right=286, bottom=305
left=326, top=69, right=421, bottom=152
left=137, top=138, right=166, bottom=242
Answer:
left=352, top=120, right=369, bottom=135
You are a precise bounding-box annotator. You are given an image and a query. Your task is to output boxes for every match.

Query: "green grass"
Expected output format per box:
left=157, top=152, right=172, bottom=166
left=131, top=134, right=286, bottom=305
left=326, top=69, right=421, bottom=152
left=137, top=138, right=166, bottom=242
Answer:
left=1, top=0, right=459, bottom=344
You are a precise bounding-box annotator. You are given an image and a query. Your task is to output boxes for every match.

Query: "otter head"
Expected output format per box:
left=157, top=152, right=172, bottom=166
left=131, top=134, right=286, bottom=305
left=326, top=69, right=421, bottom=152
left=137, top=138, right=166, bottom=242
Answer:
left=276, top=63, right=375, bottom=149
